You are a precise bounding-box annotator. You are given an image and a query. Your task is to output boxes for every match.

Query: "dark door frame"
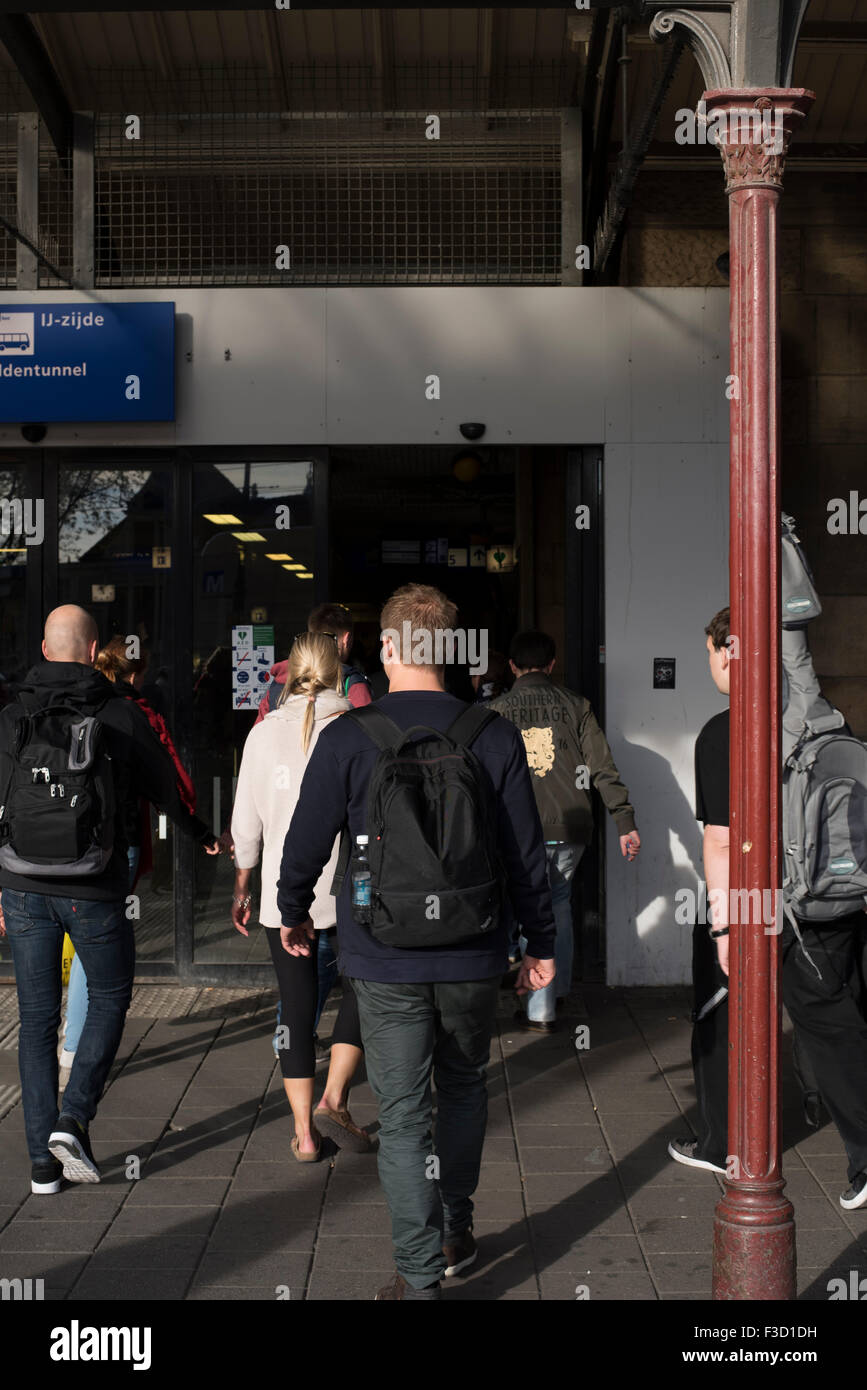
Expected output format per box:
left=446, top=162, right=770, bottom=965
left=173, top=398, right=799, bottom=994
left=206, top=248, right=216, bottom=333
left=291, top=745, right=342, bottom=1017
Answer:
left=170, top=447, right=330, bottom=985
left=4, top=446, right=604, bottom=986
left=564, top=445, right=606, bottom=981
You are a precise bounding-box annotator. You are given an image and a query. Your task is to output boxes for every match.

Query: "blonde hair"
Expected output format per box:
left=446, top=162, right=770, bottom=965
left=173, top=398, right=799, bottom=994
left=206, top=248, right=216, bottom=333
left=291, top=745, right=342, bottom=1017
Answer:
left=279, top=632, right=342, bottom=754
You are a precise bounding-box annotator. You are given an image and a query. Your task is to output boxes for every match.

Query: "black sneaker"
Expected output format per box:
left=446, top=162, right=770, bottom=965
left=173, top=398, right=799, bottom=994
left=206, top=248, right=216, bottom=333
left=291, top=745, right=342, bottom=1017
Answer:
left=840, top=1173, right=867, bottom=1211
left=443, top=1229, right=477, bottom=1277
left=667, top=1138, right=726, bottom=1175
left=31, top=1158, right=63, bottom=1194
left=511, top=1010, right=557, bottom=1035
left=48, top=1114, right=100, bottom=1184
left=374, top=1269, right=442, bottom=1301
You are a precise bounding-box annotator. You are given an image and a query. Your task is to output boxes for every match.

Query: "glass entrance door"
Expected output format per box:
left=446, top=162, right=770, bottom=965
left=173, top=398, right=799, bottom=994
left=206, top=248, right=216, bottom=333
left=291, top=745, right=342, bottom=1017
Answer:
left=15, top=448, right=326, bottom=984
left=189, top=454, right=323, bottom=971
left=55, top=451, right=178, bottom=968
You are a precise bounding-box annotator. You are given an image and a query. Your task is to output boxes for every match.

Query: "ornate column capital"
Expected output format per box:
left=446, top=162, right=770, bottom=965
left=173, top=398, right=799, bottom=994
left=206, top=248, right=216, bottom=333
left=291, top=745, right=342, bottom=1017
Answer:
left=701, top=88, right=815, bottom=192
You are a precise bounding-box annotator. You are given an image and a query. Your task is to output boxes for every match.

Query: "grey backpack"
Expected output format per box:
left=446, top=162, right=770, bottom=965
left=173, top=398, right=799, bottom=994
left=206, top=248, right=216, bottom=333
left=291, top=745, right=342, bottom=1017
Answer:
left=781, top=515, right=867, bottom=927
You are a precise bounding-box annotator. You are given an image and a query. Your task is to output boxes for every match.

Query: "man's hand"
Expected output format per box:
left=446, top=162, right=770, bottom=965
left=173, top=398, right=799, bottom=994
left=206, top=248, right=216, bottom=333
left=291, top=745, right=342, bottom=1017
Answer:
left=217, top=829, right=235, bottom=858
left=620, top=831, right=640, bottom=860
left=515, top=956, right=555, bottom=995
left=715, top=932, right=730, bottom=978
left=280, top=920, right=315, bottom=957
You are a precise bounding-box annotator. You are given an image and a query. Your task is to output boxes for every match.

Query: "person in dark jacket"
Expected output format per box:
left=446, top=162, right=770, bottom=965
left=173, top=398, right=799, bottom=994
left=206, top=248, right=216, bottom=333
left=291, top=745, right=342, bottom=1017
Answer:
left=0, top=606, right=218, bottom=1196
left=277, top=583, right=555, bottom=1300
left=58, top=635, right=202, bottom=1090
left=491, top=630, right=640, bottom=1030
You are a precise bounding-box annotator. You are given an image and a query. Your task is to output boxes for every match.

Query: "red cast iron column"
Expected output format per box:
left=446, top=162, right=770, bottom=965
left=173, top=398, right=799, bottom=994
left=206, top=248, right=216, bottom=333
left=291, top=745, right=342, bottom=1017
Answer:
left=707, top=88, right=814, bottom=1301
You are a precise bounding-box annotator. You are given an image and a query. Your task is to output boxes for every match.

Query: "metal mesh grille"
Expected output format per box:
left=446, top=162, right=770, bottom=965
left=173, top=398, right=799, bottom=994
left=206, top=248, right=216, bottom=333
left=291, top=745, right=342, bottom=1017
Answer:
left=0, top=68, right=28, bottom=289
left=37, top=119, right=73, bottom=289
left=0, top=116, right=15, bottom=288
left=0, top=116, right=73, bottom=289
left=92, top=66, right=564, bottom=287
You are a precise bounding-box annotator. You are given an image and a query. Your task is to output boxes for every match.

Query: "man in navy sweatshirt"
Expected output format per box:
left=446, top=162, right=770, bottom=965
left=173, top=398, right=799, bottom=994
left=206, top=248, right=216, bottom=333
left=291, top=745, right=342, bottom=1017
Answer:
left=277, top=582, right=555, bottom=1300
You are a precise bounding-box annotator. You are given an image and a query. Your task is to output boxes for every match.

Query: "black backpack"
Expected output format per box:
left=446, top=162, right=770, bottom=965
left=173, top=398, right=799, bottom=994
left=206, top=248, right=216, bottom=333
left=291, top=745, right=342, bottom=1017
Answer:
left=331, top=704, right=503, bottom=948
left=0, top=696, right=116, bottom=877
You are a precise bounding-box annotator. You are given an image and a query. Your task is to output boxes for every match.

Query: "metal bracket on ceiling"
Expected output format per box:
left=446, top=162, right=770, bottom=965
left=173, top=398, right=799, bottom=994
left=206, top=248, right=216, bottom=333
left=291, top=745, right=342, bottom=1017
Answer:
left=647, top=7, right=734, bottom=90
left=645, top=0, right=812, bottom=90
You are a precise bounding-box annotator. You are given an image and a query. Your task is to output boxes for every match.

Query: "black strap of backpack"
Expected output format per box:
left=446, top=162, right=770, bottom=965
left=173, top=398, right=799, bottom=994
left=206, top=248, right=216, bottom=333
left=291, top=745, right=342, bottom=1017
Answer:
left=445, top=704, right=499, bottom=748
left=342, top=706, right=404, bottom=752
left=329, top=707, right=402, bottom=897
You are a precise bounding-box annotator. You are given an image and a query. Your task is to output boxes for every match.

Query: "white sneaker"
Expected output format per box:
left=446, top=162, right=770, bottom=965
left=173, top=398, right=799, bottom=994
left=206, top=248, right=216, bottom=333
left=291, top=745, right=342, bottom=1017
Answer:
left=667, top=1138, right=726, bottom=1174
left=840, top=1174, right=867, bottom=1211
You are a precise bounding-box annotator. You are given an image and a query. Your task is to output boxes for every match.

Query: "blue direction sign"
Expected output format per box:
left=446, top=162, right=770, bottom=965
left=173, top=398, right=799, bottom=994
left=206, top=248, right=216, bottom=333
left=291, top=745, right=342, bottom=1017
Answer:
left=0, top=303, right=175, bottom=422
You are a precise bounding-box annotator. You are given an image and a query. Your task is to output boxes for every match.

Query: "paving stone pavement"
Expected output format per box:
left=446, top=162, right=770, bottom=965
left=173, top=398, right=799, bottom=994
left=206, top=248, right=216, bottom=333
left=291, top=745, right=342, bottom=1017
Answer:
left=0, top=981, right=864, bottom=1301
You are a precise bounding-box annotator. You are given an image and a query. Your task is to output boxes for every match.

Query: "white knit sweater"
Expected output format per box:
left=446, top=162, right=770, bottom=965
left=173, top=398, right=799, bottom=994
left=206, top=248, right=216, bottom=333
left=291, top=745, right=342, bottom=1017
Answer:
left=231, top=688, right=350, bottom=929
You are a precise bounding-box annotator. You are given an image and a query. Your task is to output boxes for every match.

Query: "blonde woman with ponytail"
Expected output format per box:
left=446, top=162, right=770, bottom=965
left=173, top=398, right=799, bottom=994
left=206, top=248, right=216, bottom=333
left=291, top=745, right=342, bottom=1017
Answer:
left=231, top=633, right=372, bottom=1161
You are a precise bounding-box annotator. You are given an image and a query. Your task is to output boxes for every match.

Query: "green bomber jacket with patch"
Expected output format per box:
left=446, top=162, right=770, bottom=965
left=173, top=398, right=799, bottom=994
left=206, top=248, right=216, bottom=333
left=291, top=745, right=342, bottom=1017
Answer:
left=489, top=672, right=636, bottom=846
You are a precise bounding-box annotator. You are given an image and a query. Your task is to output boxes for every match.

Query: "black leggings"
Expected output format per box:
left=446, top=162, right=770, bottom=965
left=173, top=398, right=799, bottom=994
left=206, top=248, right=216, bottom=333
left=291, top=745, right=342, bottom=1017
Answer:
left=266, top=929, right=362, bottom=1079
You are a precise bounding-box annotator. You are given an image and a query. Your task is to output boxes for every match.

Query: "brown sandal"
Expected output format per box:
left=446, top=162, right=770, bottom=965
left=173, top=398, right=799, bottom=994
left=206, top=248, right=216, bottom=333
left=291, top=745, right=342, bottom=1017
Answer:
left=290, top=1133, right=321, bottom=1163
left=313, top=1104, right=374, bottom=1153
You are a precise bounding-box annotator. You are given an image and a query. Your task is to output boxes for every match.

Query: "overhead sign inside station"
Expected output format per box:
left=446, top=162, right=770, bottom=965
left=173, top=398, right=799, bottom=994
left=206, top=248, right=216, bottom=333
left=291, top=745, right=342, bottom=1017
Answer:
left=0, top=303, right=175, bottom=423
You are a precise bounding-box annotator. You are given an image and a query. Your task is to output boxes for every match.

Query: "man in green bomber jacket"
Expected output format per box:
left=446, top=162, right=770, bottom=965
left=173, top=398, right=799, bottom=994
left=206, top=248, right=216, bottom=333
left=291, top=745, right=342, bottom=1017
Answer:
left=491, top=630, right=640, bottom=1031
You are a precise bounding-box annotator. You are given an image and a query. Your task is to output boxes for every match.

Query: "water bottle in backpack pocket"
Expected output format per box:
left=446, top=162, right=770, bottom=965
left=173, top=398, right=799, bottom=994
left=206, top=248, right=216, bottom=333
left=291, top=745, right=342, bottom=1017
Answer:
left=350, top=834, right=373, bottom=925
left=0, top=702, right=116, bottom=877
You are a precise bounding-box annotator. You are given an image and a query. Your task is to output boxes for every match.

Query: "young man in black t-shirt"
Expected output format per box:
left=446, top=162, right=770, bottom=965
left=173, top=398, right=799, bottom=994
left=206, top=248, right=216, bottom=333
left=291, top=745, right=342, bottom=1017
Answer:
left=669, top=608, right=867, bottom=1210
left=668, top=608, right=732, bottom=1174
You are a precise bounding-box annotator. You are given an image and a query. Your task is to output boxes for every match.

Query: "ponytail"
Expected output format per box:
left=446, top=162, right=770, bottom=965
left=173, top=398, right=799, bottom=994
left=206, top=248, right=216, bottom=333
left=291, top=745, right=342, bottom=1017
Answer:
left=300, top=691, right=317, bottom=756
left=96, top=635, right=148, bottom=685
left=282, top=633, right=342, bottom=754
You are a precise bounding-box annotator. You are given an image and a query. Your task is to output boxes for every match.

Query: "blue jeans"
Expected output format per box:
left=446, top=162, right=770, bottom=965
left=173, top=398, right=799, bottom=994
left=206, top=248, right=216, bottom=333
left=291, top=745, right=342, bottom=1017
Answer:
left=3, top=890, right=134, bottom=1162
left=65, top=846, right=140, bottom=1055
left=273, top=927, right=339, bottom=1050
left=520, top=842, right=583, bottom=1023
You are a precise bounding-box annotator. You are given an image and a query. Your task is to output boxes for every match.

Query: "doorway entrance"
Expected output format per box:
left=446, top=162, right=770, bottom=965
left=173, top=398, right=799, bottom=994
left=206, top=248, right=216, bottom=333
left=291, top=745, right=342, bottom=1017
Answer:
left=329, top=446, right=520, bottom=699
left=0, top=444, right=604, bottom=985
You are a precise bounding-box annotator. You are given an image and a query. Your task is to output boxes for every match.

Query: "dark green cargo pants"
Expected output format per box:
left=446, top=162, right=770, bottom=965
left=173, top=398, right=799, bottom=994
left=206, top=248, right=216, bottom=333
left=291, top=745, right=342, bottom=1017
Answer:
left=350, top=974, right=501, bottom=1290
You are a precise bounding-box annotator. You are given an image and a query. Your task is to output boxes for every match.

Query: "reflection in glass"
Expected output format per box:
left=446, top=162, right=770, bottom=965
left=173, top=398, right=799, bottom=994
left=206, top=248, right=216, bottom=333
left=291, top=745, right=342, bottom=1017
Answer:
left=58, top=462, right=176, bottom=962
left=0, top=466, right=29, bottom=711
left=192, top=460, right=316, bottom=964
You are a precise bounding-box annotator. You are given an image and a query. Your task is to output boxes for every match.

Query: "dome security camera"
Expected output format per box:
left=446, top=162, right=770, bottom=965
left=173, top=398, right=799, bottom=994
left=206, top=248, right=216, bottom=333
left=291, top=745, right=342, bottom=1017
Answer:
left=459, top=422, right=486, bottom=441
left=21, top=423, right=46, bottom=444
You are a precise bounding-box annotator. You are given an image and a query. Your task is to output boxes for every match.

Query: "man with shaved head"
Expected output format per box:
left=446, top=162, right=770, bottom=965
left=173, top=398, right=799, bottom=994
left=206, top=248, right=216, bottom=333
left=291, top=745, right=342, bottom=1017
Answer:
left=41, top=604, right=99, bottom=665
left=0, top=606, right=218, bottom=1195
